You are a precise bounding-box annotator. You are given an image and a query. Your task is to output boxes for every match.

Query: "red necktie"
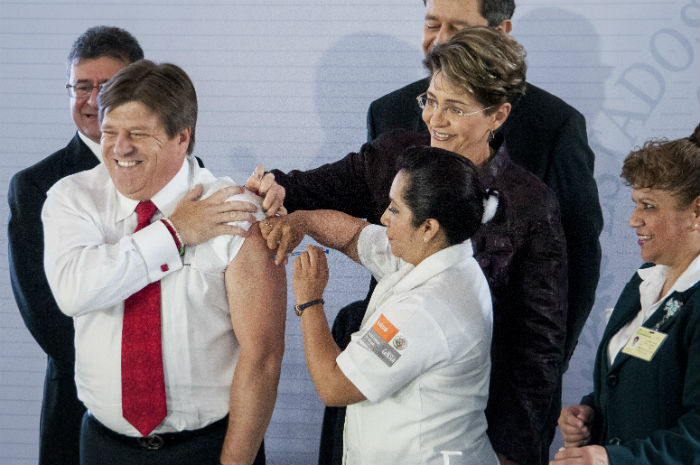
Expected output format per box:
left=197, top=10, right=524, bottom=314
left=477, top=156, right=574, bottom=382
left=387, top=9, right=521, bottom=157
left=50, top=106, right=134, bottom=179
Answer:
left=121, top=200, right=167, bottom=436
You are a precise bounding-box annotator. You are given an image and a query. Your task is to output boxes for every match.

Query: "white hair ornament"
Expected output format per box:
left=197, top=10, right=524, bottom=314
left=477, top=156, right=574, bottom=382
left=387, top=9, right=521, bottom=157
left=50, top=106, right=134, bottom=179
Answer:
left=481, top=190, right=499, bottom=224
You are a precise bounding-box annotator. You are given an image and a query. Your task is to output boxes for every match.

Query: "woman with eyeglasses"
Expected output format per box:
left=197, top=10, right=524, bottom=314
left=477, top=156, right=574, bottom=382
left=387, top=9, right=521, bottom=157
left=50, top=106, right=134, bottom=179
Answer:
left=256, top=27, right=567, bottom=465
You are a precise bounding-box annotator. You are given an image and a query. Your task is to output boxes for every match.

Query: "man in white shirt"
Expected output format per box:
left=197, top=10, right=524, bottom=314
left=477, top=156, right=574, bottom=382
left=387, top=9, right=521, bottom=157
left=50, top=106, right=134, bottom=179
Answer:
left=7, top=27, right=144, bottom=464
left=8, top=27, right=266, bottom=464
left=42, top=59, right=286, bottom=465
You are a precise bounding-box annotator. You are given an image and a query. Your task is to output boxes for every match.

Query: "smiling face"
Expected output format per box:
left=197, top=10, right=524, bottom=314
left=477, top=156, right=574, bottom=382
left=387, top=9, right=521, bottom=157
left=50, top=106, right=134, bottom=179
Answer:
left=629, top=186, right=700, bottom=274
left=423, top=72, right=507, bottom=165
left=422, top=0, right=489, bottom=56
left=69, top=56, right=127, bottom=143
left=100, top=101, right=189, bottom=200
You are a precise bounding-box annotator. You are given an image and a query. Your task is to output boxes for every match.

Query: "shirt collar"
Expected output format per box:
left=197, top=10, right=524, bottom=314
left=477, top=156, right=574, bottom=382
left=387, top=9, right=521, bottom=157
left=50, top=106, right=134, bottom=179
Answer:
left=77, top=131, right=102, bottom=162
left=393, top=239, right=474, bottom=294
left=637, top=253, right=700, bottom=301
left=115, top=156, right=192, bottom=222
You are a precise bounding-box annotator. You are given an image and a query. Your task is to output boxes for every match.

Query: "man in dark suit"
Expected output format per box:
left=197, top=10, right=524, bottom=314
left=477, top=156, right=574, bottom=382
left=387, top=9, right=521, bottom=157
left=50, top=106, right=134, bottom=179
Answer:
left=7, top=26, right=144, bottom=465
left=317, top=1, right=604, bottom=464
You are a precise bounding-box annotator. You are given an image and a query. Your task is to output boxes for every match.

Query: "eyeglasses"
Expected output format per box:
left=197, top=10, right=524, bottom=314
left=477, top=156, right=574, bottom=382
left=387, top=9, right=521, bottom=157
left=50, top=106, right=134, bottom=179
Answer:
left=416, top=93, right=491, bottom=118
left=66, top=81, right=108, bottom=98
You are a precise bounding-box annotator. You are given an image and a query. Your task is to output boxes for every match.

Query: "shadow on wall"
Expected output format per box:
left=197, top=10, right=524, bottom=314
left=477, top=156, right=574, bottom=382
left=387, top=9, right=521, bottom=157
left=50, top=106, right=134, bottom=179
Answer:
left=517, top=6, right=617, bottom=371
left=313, top=33, right=422, bottom=161
left=516, top=7, right=620, bottom=459
left=515, top=7, right=610, bottom=123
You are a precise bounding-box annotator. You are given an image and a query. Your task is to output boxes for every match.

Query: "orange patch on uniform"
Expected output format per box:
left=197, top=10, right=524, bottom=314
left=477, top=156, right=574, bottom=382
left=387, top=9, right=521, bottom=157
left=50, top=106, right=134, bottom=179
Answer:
left=372, top=314, right=398, bottom=343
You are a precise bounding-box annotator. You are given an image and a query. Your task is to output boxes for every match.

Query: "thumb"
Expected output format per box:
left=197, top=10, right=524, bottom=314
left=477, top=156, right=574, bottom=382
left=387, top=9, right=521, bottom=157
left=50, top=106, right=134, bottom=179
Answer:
left=246, top=165, right=266, bottom=192
left=253, top=164, right=266, bottom=179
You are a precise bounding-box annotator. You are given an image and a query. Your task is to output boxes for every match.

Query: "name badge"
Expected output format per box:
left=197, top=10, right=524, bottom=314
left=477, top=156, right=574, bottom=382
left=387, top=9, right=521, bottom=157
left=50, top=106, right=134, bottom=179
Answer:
left=621, top=326, right=667, bottom=361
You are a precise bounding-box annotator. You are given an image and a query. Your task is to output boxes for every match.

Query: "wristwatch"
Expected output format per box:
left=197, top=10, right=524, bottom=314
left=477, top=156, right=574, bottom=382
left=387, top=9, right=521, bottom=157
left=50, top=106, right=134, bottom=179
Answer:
left=294, top=298, right=325, bottom=317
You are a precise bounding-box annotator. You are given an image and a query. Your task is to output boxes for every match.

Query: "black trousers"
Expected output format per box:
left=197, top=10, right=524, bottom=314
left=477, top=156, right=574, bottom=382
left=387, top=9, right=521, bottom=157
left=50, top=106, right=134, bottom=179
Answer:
left=40, top=356, right=86, bottom=465
left=80, top=412, right=265, bottom=465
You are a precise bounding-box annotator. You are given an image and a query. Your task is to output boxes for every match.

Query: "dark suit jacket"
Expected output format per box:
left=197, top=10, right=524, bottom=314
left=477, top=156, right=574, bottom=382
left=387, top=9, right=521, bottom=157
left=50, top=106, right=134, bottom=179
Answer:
left=8, top=133, right=98, bottom=465
left=274, top=130, right=568, bottom=465
left=581, top=269, right=699, bottom=465
left=367, top=77, right=603, bottom=365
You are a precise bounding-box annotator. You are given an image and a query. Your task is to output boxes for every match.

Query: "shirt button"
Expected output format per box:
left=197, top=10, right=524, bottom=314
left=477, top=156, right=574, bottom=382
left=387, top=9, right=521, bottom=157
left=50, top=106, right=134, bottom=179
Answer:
left=607, top=374, right=618, bottom=387
left=608, top=437, right=622, bottom=445
left=161, top=264, right=169, bottom=272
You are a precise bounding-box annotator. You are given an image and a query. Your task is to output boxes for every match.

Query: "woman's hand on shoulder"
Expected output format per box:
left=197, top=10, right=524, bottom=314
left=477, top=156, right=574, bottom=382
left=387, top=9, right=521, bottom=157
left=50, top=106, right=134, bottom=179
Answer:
left=245, top=164, right=286, bottom=217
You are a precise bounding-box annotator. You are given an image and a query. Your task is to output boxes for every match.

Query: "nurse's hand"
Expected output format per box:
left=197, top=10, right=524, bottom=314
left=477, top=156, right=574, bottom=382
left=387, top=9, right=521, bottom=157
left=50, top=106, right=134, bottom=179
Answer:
left=292, top=245, right=329, bottom=304
left=550, top=445, right=609, bottom=465
left=558, top=405, right=594, bottom=447
left=260, top=212, right=305, bottom=265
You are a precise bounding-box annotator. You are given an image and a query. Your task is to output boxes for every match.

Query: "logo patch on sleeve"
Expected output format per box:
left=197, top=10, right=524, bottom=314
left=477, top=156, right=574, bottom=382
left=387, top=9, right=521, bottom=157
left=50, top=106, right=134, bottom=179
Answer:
left=359, top=314, right=407, bottom=367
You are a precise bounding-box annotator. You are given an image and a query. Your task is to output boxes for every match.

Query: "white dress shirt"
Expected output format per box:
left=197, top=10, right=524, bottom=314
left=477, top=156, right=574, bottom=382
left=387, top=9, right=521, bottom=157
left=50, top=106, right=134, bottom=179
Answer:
left=77, top=130, right=102, bottom=161
left=608, top=254, right=700, bottom=365
left=43, top=156, right=264, bottom=436
left=337, top=225, right=498, bottom=465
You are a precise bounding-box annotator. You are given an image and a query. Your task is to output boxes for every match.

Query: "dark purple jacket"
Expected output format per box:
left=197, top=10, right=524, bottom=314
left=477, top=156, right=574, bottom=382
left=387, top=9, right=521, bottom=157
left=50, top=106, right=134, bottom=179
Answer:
left=273, top=129, right=568, bottom=463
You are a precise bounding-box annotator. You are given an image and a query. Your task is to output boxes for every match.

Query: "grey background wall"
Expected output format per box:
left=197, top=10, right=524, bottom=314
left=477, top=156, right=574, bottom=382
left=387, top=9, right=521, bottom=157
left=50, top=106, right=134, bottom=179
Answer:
left=1, top=0, right=698, bottom=463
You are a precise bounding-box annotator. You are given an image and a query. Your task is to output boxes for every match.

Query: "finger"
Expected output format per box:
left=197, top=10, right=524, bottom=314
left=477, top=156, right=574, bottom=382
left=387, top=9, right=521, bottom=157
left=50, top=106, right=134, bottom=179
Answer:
left=259, top=172, right=276, bottom=193
left=262, top=187, right=284, bottom=215
left=561, top=411, right=583, bottom=428
left=244, top=166, right=264, bottom=193
left=221, top=199, right=258, bottom=213
left=308, top=245, right=327, bottom=266
left=260, top=219, right=273, bottom=240
left=294, top=251, right=309, bottom=273
left=292, top=255, right=302, bottom=278
left=184, top=184, right=204, bottom=201
left=208, top=185, right=245, bottom=204
left=253, top=164, right=266, bottom=180
left=265, top=224, right=283, bottom=252
left=220, top=210, right=256, bottom=225
left=563, top=440, right=584, bottom=449
left=275, top=225, right=297, bottom=265
left=217, top=224, right=251, bottom=238
left=306, top=245, right=318, bottom=271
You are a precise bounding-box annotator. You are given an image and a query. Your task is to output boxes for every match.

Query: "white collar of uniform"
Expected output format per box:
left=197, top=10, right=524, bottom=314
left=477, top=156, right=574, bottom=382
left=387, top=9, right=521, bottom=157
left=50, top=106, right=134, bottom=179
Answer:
left=114, top=155, right=193, bottom=222
left=637, top=253, right=700, bottom=308
left=393, top=239, right=474, bottom=294
left=77, top=130, right=102, bottom=162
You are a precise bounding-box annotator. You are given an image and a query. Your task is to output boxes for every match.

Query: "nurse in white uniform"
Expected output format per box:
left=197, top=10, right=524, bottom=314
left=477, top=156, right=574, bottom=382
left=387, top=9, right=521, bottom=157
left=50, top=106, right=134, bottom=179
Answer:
left=263, top=145, right=499, bottom=465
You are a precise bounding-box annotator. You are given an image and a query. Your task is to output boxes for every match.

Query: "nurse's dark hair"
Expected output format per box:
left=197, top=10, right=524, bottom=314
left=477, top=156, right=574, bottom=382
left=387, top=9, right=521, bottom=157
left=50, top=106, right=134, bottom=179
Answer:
left=621, top=123, right=700, bottom=207
left=397, top=145, right=489, bottom=245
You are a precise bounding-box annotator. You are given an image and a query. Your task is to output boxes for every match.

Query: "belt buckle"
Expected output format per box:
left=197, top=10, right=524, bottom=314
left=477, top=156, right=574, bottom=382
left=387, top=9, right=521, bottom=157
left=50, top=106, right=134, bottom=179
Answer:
left=138, top=434, right=164, bottom=450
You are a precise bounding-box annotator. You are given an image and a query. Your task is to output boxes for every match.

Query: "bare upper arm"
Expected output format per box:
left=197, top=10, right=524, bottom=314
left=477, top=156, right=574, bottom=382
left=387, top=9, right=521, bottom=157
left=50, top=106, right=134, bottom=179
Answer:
left=225, top=223, right=286, bottom=356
